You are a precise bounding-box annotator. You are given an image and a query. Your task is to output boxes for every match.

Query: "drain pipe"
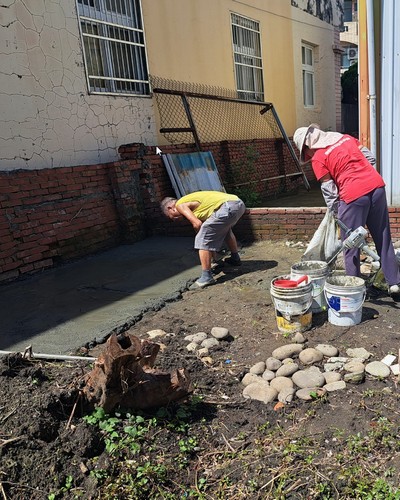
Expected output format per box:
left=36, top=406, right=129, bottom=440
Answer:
left=366, top=0, right=377, bottom=158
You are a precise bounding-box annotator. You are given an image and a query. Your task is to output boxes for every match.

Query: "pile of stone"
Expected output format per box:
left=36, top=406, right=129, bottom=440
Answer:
left=242, top=336, right=398, bottom=405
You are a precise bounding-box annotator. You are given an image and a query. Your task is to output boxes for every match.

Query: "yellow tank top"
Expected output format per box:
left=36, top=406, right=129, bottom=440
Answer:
left=176, top=191, right=239, bottom=221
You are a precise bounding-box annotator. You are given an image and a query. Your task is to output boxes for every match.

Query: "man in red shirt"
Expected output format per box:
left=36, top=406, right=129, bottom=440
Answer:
left=294, top=124, right=400, bottom=302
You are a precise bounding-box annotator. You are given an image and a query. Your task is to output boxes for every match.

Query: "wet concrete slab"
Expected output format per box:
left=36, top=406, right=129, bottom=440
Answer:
left=0, top=236, right=199, bottom=355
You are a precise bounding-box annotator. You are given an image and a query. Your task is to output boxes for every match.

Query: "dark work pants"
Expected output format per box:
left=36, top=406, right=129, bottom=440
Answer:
left=338, top=187, right=400, bottom=286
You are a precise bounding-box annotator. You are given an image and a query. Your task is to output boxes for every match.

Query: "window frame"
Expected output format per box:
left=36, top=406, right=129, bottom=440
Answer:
left=231, top=12, right=264, bottom=102
left=302, top=43, right=315, bottom=108
left=76, top=0, right=150, bottom=97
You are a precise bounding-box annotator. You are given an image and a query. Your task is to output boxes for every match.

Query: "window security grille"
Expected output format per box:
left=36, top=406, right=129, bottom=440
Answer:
left=77, top=0, right=149, bottom=95
left=231, top=13, right=264, bottom=102
left=302, top=44, right=315, bottom=107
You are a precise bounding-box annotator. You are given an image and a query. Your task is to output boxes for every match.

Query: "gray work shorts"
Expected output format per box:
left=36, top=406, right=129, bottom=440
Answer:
left=194, top=200, right=245, bottom=251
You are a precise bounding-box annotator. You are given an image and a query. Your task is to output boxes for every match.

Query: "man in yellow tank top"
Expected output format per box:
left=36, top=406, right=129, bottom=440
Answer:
left=161, top=191, right=246, bottom=288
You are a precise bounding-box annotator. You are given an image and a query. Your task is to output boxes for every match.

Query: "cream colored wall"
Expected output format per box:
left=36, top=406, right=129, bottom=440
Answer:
left=291, top=3, right=341, bottom=133
left=0, top=0, right=157, bottom=171
left=142, top=0, right=297, bottom=136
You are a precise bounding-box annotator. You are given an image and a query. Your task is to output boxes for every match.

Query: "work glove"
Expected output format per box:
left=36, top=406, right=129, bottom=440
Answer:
left=321, top=179, right=339, bottom=216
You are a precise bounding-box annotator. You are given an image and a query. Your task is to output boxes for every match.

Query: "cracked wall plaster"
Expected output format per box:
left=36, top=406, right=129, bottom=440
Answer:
left=0, top=0, right=156, bottom=170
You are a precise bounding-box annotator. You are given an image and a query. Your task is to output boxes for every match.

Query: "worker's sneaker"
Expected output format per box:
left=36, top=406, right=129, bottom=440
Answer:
left=389, top=284, right=400, bottom=302
left=224, top=256, right=241, bottom=267
left=189, top=277, right=216, bottom=290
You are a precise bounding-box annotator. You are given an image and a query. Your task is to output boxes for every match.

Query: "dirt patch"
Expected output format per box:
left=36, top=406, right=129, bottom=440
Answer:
left=1, top=240, right=400, bottom=499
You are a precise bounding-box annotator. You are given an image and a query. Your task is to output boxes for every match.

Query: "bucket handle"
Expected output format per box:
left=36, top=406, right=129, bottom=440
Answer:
left=323, top=290, right=366, bottom=315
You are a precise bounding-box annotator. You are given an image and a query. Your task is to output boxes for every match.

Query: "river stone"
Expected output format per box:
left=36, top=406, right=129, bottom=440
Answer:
left=276, top=362, right=299, bottom=377
left=344, top=360, right=365, bottom=373
left=184, top=332, right=208, bottom=344
left=250, top=361, right=266, bottom=375
left=315, top=344, right=339, bottom=357
left=197, top=347, right=209, bottom=357
left=272, top=344, right=303, bottom=360
left=243, top=383, right=278, bottom=403
left=270, top=376, right=294, bottom=392
left=328, top=357, right=348, bottom=363
left=186, top=342, right=198, bottom=352
left=324, top=362, right=344, bottom=372
left=365, top=361, right=391, bottom=378
left=344, top=370, right=365, bottom=384
left=242, top=373, right=264, bottom=386
left=266, top=357, right=282, bottom=371
left=346, top=348, right=372, bottom=361
left=299, top=348, right=324, bottom=365
left=296, top=387, right=326, bottom=401
left=292, top=368, right=325, bottom=388
left=201, top=337, right=220, bottom=349
left=147, top=329, right=168, bottom=339
left=278, top=387, right=296, bottom=404
left=262, top=370, right=276, bottom=381
left=324, top=380, right=346, bottom=392
left=323, top=371, right=342, bottom=384
left=210, top=327, right=230, bottom=340
left=293, top=332, right=306, bottom=344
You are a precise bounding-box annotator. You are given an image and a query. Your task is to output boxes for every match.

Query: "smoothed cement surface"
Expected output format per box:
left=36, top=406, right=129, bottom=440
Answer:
left=1, top=237, right=199, bottom=355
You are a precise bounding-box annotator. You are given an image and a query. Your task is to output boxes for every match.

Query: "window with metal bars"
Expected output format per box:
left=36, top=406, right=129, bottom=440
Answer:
left=231, top=13, right=264, bottom=102
left=76, top=0, right=149, bottom=95
left=302, top=43, right=315, bottom=107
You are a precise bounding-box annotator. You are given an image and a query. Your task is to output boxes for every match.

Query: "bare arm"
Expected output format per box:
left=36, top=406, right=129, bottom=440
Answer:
left=176, top=201, right=203, bottom=231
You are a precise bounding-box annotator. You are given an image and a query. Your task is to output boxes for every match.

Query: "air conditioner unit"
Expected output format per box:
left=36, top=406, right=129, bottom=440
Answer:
left=348, top=47, right=358, bottom=60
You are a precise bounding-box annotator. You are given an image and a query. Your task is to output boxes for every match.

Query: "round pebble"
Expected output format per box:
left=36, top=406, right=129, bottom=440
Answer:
left=365, top=361, right=391, bottom=378
left=292, top=368, right=325, bottom=388
left=186, top=342, right=198, bottom=352
left=243, top=383, right=278, bottom=403
left=270, top=376, right=294, bottom=392
left=201, top=338, right=220, bottom=349
left=184, top=332, right=208, bottom=343
left=276, top=363, right=299, bottom=377
left=324, top=380, right=346, bottom=392
left=262, top=369, right=276, bottom=381
left=272, top=344, right=303, bottom=360
left=346, top=348, right=372, bottom=361
left=293, top=332, right=306, bottom=343
left=323, top=371, right=342, bottom=384
left=344, top=370, right=365, bottom=384
left=315, top=344, right=339, bottom=357
left=296, top=387, right=326, bottom=401
left=210, top=327, right=230, bottom=340
left=250, top=361, right=266, bottom=375
left=299, top=348, right=324, bottom=365
left=242, top=373, right=263, bottom=387
left=344, top=360, right=365, bottom=373
left=266, top=357, right=282, bottom=371
left=278, top=387, right=296, bottom=404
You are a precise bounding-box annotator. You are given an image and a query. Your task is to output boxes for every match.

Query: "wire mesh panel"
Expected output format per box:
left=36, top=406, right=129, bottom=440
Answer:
left=150, top=76, right=309, bottom=205
left=150, top=76, right=282, bottom=144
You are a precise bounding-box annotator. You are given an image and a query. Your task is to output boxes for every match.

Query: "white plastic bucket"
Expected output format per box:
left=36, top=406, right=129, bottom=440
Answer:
left=291, top=260, right=330, bottom=313
left=324, top=275, right=366, bottom=326
left=270, top=276, right=313, bottom=333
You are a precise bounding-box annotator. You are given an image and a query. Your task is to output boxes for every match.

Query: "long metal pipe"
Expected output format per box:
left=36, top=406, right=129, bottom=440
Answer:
left=0, top=350, right=96, bottom=362
left=366, top=0, right=377, bottom=158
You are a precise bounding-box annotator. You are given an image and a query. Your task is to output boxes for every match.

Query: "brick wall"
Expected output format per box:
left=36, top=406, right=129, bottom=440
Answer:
left=0, top=165, right=121, bottom=282
left=1, top=140, right=400, bottom=283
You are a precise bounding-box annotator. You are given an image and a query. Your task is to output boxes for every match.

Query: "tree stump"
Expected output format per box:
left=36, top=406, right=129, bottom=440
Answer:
left=82, top=332, right=192, bottom=412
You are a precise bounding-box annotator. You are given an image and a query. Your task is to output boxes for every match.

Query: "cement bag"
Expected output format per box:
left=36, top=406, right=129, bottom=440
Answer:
left=302, top=211, right=342, bottom=263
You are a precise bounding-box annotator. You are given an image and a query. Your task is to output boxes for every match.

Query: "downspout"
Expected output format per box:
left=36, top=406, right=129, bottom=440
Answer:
left=366, top=0, right=377, bottom=158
